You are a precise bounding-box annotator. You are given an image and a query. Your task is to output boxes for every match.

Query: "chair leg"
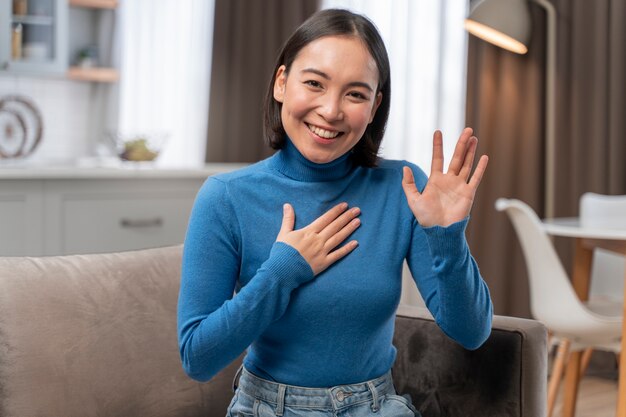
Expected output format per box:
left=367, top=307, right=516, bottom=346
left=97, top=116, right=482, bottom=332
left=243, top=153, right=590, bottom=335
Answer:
left=562, top=350, right=583, bottom=417
left=579, top=348, right=593, bottom=378
left=548, top=339, right=570, bottom=417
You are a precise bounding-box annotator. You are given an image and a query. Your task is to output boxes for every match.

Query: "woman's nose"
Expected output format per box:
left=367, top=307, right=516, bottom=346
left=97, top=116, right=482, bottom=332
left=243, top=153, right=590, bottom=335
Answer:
left=318, top=95, right=344, bottom=121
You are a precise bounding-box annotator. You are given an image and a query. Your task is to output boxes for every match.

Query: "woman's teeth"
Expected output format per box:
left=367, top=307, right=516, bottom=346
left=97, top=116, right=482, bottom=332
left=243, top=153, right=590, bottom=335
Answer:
left=307, top=124, right=341, bottom=139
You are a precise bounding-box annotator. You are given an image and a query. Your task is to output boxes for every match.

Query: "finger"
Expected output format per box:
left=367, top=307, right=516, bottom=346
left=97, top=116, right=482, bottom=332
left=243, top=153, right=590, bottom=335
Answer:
left=324, top=217, right=361, bottom=250
left=324, top=240, right=359, bottom=266
left=468, top=155, right=489, bottom=189
left=431, top=130, right=444, bottom=173
left=277, top=203, right=295, bottom=238
left=319, top=206, right=360, bottom=240
left=308, top=202, right=349, bottom=233
left=447, top=127, right=473, bottom=175
left=458, top=136, right=478, bottom=182
left=401, top=166, right=421, bottom=200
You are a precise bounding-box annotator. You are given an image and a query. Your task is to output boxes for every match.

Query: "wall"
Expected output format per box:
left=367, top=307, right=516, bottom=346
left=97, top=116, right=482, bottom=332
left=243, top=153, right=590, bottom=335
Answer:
left=0, top=75, right=94, bottom=164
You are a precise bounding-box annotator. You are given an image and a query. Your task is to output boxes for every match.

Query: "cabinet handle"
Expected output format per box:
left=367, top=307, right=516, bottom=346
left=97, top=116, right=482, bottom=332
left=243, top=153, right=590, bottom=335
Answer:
left=120, top=217, right=163, bottom=228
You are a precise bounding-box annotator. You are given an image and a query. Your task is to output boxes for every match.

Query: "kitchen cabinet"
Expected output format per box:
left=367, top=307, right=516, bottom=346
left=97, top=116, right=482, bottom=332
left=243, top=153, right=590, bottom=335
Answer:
left=67, top=0, right=118, bottom=82
left=44, top=178, right=199, bottom=255
left=0, top=180, right=44, bottom=255
left=0, top=164, right=245, bottom=256
left=0, top=0, right=68, bottom=75
left=0, top=0, right=118, bottom=82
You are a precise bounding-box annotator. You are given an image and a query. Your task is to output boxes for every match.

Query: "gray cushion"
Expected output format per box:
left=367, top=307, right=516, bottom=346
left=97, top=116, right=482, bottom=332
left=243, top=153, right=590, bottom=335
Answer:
left=393, top=306, right=547, bottom=417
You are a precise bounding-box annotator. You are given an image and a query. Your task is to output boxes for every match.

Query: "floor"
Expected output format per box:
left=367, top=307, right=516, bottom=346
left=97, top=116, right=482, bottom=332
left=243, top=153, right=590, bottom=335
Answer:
left=553, top=376, right=617, bottom=417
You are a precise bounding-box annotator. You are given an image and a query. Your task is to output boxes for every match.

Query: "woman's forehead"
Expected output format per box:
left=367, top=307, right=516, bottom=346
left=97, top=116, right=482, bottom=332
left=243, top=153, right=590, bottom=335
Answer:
left=291, top=36, right=379, bottom=83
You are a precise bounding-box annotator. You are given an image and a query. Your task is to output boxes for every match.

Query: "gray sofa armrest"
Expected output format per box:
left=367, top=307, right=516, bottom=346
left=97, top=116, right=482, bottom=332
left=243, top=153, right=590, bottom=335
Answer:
left=393, top=305, right=547, bottom=417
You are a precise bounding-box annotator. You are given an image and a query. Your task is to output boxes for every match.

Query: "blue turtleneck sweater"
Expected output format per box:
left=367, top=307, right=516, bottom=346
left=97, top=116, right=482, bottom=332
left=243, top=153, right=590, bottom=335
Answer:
left=177, top=140, right=493, bottom=387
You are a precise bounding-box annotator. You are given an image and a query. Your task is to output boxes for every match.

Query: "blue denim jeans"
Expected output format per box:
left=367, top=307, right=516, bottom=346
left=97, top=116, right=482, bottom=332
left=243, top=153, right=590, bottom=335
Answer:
left=226, top=366, right=421, bottom=417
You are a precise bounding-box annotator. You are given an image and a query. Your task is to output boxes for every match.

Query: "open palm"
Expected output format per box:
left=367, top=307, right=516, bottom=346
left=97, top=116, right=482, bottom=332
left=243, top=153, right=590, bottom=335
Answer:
left=402, top=128, right=488, bottom=227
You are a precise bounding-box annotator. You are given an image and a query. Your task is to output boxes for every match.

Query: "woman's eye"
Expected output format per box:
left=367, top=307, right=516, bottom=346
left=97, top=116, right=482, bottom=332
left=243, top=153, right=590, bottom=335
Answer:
left=348, top=91, right=367, bottom=100
left=305, top=80, right=322, bottom=88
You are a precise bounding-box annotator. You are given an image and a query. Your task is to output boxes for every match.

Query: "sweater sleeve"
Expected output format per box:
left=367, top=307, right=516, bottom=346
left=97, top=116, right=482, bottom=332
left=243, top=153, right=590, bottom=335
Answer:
left=404, top=164, right=493, bottom=350
left=177, top=177, right=314, bottom=382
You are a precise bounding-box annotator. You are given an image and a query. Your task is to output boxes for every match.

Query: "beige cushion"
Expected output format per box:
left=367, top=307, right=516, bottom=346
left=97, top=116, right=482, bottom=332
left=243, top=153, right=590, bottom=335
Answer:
left=0, top=245, right=235, bottom=417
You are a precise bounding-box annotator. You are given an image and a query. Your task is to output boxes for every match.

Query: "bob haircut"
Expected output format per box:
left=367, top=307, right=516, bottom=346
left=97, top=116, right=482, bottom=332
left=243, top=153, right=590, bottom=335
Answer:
left=263, top=9, right=391, bottom=167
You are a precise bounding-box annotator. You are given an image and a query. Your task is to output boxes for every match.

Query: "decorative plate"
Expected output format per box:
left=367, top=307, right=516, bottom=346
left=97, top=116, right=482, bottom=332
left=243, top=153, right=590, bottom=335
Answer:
left=0, top=95, right=43, bottom=158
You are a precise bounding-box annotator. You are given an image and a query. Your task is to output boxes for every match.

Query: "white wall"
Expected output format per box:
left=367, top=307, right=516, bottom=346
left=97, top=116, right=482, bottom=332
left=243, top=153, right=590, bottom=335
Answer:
left=0, top=75, right=94, bottom=163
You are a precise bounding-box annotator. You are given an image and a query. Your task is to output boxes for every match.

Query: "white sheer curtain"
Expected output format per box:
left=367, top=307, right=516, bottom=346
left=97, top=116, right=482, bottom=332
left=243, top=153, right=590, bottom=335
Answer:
left=320, top=0, right=469, bottom=173
left=116, top=0, right=215, bottom=167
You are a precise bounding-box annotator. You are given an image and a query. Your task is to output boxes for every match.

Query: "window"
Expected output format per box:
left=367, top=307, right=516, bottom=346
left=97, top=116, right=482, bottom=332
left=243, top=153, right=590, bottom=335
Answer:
left=116, top=0, right=215, bottom=167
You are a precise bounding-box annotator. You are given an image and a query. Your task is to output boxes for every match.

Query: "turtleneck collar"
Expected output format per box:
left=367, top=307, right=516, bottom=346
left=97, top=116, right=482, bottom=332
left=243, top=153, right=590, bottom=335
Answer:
left=269, top=138, right=355, bottom=182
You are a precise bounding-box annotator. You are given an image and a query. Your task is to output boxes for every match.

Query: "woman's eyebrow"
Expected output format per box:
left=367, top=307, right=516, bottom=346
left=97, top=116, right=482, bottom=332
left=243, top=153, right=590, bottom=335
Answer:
left=301, top=68, right=374, bottom=92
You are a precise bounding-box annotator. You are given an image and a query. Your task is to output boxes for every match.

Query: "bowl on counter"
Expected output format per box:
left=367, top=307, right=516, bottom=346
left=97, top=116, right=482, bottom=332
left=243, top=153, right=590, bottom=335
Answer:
left=105, top=132, right=168, bottom=162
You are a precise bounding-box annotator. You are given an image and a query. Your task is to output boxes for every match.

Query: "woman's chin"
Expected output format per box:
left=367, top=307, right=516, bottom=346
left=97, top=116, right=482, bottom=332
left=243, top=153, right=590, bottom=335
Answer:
left=300, top=148, right=341, bottom=164
left=305, top=155, right=332, bottom=164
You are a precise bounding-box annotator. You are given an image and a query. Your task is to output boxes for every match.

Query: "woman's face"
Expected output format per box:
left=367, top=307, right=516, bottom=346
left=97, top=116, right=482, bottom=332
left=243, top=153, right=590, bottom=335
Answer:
left=273, top=35, right=382, bottom=164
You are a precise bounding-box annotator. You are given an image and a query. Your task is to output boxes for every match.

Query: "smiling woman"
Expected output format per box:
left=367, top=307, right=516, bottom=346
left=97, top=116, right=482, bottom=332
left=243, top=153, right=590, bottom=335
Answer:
left=178, top=8, right=492, bottom=417
left=271, top=36, right=382, bottom=164
left=263, top=10, right=391, bottom=168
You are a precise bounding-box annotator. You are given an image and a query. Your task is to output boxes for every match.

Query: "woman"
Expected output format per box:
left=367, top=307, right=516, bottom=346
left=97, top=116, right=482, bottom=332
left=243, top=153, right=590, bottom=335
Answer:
left=178, top=8, right=492, bottom=417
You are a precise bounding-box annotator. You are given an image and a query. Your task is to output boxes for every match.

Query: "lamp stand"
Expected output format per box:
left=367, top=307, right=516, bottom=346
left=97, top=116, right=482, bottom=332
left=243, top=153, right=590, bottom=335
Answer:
left=531, top=0, right=556, bottom=219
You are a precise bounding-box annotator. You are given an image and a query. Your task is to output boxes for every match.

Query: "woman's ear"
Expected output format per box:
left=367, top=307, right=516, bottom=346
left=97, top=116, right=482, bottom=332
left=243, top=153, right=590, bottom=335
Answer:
left=273, top=65, right=287, bottom=103
left=369, top=92, right=383, bottom=123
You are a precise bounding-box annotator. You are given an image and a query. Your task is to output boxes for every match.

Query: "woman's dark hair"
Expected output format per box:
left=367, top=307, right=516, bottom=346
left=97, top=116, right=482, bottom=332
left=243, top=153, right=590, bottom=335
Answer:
left=263, top=9, right=391, bottom=167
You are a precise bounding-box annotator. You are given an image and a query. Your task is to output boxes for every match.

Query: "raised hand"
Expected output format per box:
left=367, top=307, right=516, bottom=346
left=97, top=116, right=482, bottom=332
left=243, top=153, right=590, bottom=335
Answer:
left=276, top=202, right=361, bottom=275
left=402, top=128, right=488, bottom=227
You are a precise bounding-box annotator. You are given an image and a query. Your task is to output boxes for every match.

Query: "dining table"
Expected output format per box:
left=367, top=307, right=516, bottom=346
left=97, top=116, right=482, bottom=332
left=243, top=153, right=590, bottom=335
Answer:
left=542, top=217, right=626, bottom=417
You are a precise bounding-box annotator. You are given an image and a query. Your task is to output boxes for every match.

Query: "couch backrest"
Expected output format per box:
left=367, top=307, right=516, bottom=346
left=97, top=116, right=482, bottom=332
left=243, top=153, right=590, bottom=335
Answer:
left=393, top=306, right=547, bottom=417
left=0, top=247, right=546, bottom=417
left=0, top=245, right=230, bottom=417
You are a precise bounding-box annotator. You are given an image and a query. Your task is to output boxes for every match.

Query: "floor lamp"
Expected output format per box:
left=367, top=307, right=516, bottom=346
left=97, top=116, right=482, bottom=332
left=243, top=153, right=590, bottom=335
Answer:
left=464, top=0, right=557, bottom=219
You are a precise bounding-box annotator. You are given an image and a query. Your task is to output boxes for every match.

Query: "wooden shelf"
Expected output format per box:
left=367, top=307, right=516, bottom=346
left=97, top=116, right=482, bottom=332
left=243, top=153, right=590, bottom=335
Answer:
left=11, top=15, right=54, bottom=25
left=69, top=0, right=118, bottom=9
left=67, top=66, right=119, bottom=83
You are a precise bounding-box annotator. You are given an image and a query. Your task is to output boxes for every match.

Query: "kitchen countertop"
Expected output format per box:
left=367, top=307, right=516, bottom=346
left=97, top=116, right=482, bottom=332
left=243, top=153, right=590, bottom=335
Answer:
left=0, top=160, right=249, bottom=179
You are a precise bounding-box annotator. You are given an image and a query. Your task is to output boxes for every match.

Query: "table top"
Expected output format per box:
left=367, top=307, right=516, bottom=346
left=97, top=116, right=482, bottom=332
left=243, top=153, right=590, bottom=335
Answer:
left=543, top=217, right=626, bottom=240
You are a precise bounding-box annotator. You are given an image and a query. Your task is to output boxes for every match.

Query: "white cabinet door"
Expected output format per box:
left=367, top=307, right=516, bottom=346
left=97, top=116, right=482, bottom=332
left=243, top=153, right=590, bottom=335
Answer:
left=0, top=0, right=68, bottom=76
left=44, top=178, right=203, bottom=255
left=0, top=180, right=44, bottom=255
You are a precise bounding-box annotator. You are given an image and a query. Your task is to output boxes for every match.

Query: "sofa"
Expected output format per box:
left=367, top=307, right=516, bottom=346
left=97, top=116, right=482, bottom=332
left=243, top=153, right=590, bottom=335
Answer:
left=0, top=245, right=547, bottom=417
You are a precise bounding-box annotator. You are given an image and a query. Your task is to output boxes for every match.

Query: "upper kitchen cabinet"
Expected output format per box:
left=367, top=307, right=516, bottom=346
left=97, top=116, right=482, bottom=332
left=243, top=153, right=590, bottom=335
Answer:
left=66, top=0, right=118, bottom=82
left=0, top=0, right=118, bottom=82
left=0, top=0, right=68, bottom=75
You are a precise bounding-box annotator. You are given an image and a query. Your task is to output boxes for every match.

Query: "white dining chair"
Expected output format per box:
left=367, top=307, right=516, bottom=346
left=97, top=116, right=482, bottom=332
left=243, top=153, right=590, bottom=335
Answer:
left=580, top=193, right=626, bottom=303
left=495, top=198, right=623, bottom=417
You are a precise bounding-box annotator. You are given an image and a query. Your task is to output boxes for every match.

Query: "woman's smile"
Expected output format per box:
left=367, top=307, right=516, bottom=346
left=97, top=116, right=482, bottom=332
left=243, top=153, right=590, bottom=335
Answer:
left=306, top=123, right=343, bottom=140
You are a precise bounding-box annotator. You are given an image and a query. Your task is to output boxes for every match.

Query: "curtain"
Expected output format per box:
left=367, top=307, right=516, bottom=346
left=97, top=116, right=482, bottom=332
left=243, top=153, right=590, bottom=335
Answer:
left=552, top=0, right=626, bottom=203
left=205, top=0, right=318, bottom=163
left=117, top=0, right=215, bottom=167
left=465, top=0, right=626, bottom=318
left=320, top=0, right=469, bottom=173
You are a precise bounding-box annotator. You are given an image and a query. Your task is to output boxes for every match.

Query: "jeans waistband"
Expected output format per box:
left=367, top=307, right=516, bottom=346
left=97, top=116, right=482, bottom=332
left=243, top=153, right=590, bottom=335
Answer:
left=237, top=366, right=395, bottom=413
